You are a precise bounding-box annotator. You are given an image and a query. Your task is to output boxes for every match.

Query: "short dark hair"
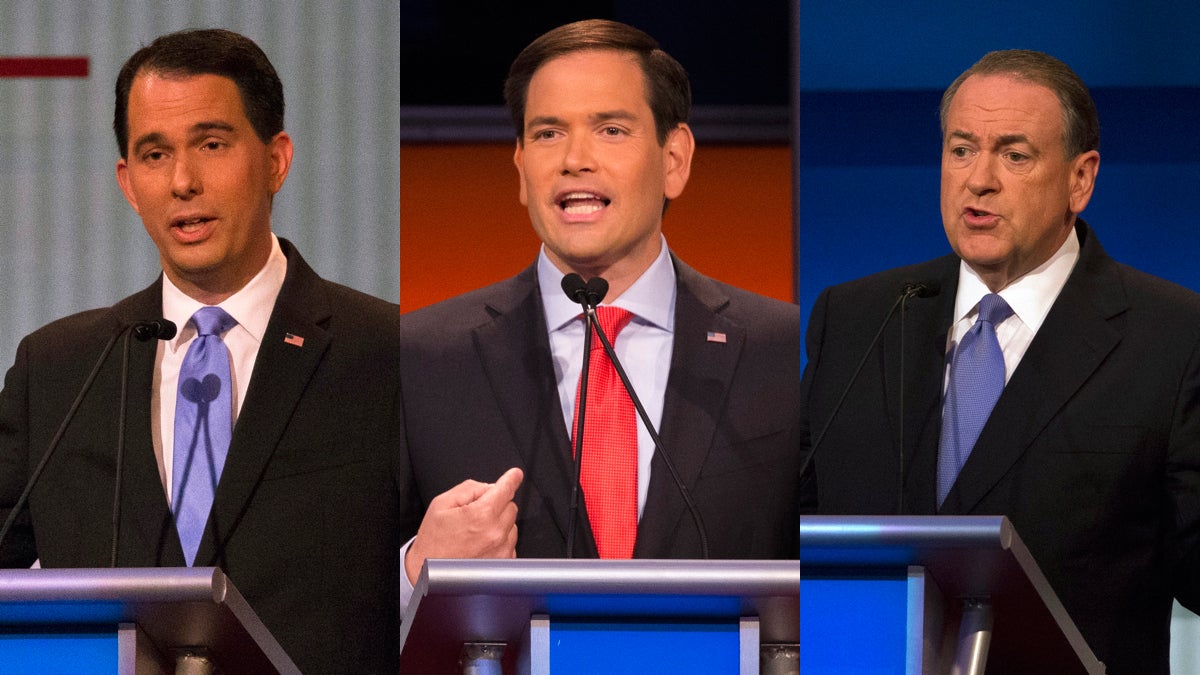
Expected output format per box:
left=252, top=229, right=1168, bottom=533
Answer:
left=114, top=28, right=284, bottom=158
left=940, top=49, right=1099, bottom=158
left=503, top=19, right=691, bottom=146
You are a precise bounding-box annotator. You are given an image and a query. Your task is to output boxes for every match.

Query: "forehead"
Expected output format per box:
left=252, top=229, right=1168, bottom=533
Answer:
left=946, top=74, right=1064, bottom=141
left=525, top=49, right=649, bottom=115
left=126, top=71, right=247, bottom=129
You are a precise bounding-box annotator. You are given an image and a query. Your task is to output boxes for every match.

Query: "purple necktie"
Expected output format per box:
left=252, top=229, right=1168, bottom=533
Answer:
left=937, top=293, right=1013, bottom=507
left=172, top=306, right=237, bottom=565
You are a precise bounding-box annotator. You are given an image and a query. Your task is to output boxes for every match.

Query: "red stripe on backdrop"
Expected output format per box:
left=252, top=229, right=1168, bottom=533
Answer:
left=0, top=57, right=89, bottom=78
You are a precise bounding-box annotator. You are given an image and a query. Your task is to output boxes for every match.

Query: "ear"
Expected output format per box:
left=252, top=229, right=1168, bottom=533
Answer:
left=513, top=140, right=529, bottom=206
left=1067, top=149, right=1100, bottom=214
left=115, top=158, right=140, bottom=214
left=267, top=131, right=294, bottom=193
left=662, top=123, right=695, bottom=200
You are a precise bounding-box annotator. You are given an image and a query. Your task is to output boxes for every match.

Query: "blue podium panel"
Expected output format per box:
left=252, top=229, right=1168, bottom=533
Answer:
left=551, top=619, right=739, bottom=674
left=0, top=631, right=118, bottom=674
left=400, top=559, right=800, bottom=673
left=800, top=575, right=909, bottom=674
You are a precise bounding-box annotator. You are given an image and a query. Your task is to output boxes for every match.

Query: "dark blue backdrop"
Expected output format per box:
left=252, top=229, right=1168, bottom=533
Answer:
left=799, top=1, right=1200, bottom=363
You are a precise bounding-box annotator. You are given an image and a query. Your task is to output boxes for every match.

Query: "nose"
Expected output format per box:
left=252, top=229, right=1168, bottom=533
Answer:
left=170, top=154, right=202, bottom=199
left=966, top=153, right=999, bottom=196
left=561, top=133, right=596, bottom=175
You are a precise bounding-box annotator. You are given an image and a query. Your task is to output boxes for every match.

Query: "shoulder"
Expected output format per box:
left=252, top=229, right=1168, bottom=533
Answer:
left=398, top=267, right=538, bottom=336
left=808, top=255, right=957, bottom=322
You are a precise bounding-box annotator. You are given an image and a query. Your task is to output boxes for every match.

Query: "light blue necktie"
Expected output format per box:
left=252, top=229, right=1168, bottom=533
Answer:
left=172, top=306, right=237, bottom=566
left=937, top=293, right=1013, bottom=507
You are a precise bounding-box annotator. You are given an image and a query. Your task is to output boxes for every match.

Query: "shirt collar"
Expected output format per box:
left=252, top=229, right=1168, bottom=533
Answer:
left=952, top=226, right=1080, bottom=330
left=162, top=234, right=288, bottom=351
left=537, top=235, right=677, bottom=333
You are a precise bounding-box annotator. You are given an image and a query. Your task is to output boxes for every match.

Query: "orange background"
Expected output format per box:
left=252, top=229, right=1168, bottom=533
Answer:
left=399, top=143, right=794, bottom=312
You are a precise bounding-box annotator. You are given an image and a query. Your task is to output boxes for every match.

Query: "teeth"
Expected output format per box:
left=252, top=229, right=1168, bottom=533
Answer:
left=563, top=191, right=600, bottom=200
left=564, top=203, right=604, bottom=215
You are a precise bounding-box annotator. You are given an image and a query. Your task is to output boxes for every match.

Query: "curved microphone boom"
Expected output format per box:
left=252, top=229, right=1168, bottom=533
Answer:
left=561, top=274, right=710, bottom=558
left=0, top=319, right=176, bottom=564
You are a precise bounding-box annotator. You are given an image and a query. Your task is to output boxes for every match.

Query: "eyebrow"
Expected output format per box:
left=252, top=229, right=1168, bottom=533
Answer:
left=525, top=109, right=640, bottom=131
left=130, top=120, right=237, bottom=154
left=947, top=130, right=1032, bottom=147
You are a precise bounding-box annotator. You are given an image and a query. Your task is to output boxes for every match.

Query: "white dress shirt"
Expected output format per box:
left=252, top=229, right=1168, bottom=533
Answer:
left=153, top=234, right=287, bottom=502
left=538, top=237, right=676, bottom=519
left=946, top=227, right=1081, bottom=386
left=400, top=236, right=678, bottom=608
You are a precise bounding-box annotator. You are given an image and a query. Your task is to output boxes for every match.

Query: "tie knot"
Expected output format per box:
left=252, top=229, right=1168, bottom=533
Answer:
left=190, top=306, right=237, bottom=337
left=976, top=293, right=1013, bottom=326
left=593, top=306, right=635, bottom=343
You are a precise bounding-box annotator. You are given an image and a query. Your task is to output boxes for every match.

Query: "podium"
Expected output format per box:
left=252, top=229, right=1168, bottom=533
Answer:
left=399, top=559, right=799, bottom=674
left=800, top=515, right=1105, bottom=674
left=0, top=567, right=298, bottom=674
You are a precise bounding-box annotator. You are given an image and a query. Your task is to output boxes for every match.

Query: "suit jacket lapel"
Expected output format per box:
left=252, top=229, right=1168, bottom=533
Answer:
left=109, top=282, right=185, bottom=564
left=201, top=242, right=332, bottom=565
left=635, top=259, right=742, bottom=557
left=942, top=224, right=1125, bottom=513
left=888, top=260, right=959, bottom=515
left=471, top=266, right=590, bottom=555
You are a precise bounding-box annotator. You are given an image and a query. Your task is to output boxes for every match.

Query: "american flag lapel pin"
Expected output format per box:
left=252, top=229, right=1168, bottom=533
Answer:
left=283, top=333, right=305, bottom=348
left=706, top=330, right=727, bottom=344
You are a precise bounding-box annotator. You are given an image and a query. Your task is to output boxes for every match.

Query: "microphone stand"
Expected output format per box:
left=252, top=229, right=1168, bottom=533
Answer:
left=566, top=306, right=595, bottom=558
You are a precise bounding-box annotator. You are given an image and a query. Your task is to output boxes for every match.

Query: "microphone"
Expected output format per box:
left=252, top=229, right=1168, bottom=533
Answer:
left=0, top=318, right=176, bottom=565
left=584, top=277, right=608, bottom=308
left=561, top=273, right=599, bottom=557
left=561, top=273, right=589, bottom=307
left=133, top=319, right=177, bottom=342
left=112, top=318, right=176, bottom=565
left=561, top=274, right=710, bottom=559
left=799, top=281, right=941, bottom=513
left=902, top=280, right=940, bottom=299
left=559, top=273, right=610, bottom=311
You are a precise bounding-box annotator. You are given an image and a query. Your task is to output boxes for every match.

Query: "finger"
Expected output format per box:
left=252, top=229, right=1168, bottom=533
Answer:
left=493, top=467, right=524, bottom=500
left=471, top=467, right=523, bottom=512
left=431, top=479, right=492, bottom=509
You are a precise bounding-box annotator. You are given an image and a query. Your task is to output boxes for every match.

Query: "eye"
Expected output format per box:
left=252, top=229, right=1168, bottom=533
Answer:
left=531, top=128, right=559, bottom=141
left=1004, top=151, right=1029, bottom=163
left=201, top=139, right=226, bottom=151
left=948, top=146, right=972, bottom=159
left=142, top=150, right=166, bottom=162
left=602, top=126, right=623, bottom=136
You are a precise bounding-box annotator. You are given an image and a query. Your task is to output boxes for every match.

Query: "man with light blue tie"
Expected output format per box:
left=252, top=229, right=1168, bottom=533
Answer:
left=799, top=49, right=1200, bottom=672
left=0, top=29, right=414, bottom=672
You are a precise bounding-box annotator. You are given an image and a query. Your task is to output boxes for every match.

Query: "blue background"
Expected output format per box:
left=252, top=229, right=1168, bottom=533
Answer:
left=798, top=1, right=1200, bottom=359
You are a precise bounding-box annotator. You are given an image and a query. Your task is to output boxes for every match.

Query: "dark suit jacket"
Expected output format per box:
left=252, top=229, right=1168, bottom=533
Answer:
left=0, top=240, right=416, bottom=674
left=800, top=221, right=1200, bottom=673
left=398, top=256, right=801, bottom=560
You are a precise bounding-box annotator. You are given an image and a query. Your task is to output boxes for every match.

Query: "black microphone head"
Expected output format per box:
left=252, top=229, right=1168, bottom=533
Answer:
left=902, top=280, right=941, bottom=299
left=584, top=276, right=609, bottom=306
left=133, top=319, right=177, bottom=342
left=561, top=273, right=588, bottom=306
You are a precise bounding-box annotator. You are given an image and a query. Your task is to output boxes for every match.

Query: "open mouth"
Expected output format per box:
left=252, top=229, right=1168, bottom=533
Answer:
left=172, top=216, right=215, bottom=232
left=558, top=191, right=610, bottom=215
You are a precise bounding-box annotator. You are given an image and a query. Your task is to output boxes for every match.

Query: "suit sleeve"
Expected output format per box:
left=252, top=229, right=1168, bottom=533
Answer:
left=798, top=287, right=832, bottom=516
left=0, top=336, right=39, bottom=568
left=1168, top=335, right=1200, bottom=613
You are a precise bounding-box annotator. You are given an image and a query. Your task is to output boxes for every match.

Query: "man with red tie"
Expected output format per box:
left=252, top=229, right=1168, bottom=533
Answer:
left=397, top=19, right=802, bottom=601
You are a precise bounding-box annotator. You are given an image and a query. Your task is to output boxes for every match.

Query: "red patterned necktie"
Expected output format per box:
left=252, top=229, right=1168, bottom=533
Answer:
left=572, top=306, right=637, bottom=558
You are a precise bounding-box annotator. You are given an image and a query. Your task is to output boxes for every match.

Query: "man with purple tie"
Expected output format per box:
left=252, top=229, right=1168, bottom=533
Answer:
left=799, top=50, right=1200, bottom=672
left=0, top=29, right=415, bottom=672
